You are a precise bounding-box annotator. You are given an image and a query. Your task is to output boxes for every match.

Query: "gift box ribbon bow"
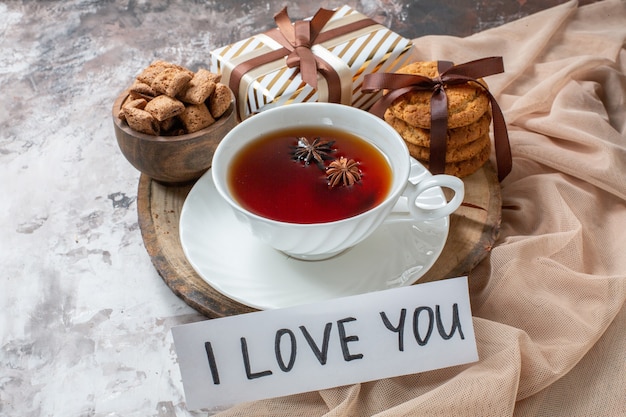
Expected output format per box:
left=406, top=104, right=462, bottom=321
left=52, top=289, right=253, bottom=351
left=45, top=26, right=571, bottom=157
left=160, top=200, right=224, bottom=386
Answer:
left=363, top=57, right=512, bottom=181
left=272, top=7, right=334, bottom=89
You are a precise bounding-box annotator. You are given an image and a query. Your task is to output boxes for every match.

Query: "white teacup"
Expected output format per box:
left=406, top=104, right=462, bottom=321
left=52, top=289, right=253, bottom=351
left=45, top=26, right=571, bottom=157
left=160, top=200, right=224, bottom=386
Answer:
left=212, top=103, right=464, bottom=260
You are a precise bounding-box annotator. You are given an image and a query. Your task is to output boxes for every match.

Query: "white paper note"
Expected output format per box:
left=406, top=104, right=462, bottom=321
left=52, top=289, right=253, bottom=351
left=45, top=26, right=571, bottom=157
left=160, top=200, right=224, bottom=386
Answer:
left=172, top=276, right=478, bottom=410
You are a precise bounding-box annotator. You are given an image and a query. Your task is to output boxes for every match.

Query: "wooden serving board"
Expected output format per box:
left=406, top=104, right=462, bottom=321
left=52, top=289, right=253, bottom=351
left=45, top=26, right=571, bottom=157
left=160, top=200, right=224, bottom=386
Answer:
left=137, top=162, right=501, bottom=318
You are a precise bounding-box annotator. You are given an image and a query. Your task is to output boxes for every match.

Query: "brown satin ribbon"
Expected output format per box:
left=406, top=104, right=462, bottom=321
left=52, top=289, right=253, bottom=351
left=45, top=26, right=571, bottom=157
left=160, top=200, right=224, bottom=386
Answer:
left=229, top=8, right=378, bottom=118
left=362, top=57, right=512, bottom=181
left=272, top=7, right=334, bottom=88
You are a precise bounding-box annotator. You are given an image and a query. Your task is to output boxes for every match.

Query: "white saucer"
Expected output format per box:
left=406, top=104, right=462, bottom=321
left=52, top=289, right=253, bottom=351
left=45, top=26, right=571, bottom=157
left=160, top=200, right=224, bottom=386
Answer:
left=179, top=166, right=449, bottom=310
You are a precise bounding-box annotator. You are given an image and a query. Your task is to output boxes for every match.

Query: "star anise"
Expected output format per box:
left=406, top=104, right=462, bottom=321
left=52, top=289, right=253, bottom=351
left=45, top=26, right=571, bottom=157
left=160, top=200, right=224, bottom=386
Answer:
left=291, top=137, right=335, bottom=168
left=326, top=157, right=362, bottom=188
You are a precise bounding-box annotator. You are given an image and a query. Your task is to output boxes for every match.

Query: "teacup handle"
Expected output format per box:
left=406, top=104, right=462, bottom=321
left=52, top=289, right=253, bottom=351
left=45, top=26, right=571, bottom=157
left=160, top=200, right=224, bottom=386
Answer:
left=389, top=160, right=465, bottom=222
left=403, top=174, right=464, bottom=221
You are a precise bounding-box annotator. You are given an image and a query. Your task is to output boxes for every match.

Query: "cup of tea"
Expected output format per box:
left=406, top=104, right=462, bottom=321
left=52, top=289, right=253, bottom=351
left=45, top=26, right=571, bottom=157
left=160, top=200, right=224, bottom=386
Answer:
left=211, top=102, right=464, bottom=260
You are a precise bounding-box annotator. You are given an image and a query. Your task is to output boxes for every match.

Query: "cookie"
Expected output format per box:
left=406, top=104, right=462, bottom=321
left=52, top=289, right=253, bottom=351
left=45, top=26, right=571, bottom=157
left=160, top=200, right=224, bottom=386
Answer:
left=208, top=83, right=232, bottom=118
left=151, top=67, right=193, bottom=98
left=144, top=95, right=185, bottom=122
left=388, top=61, right=490, bottom=129
left=159, top=116, right=178, bottom=133
left=122, top=97, right=147, bottom=111
left=178, top=69, right=218, bottom=105
left=136, top=60, right=193, bottom=85
left=417, top=140, right=491, bottom=178
left=128, top=79, right=157, bottom=100
left=118, top=97, right=147, bottom=120
left=406, top=132, right=491, bottom=164
left=179, top=103, right=215, bottom=133
left=124, top=107, right=160, bottom=136
left=385, top=110, right=492, bottom=148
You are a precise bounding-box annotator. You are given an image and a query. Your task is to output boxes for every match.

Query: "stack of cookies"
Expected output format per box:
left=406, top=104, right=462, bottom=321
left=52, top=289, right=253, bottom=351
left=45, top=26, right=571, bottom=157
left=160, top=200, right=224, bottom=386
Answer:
left=384, top=61, right=493, bottom=178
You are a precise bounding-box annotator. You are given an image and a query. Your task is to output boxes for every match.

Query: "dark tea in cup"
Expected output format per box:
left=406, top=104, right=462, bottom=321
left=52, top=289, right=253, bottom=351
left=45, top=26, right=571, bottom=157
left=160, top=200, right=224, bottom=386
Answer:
left=228, top=126, right=393, bottom=224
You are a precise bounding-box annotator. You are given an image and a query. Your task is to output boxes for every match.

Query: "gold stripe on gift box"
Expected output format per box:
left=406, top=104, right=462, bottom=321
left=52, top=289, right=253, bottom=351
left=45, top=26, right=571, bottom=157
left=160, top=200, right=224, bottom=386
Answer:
left=350, top=31, right=411, bottom=109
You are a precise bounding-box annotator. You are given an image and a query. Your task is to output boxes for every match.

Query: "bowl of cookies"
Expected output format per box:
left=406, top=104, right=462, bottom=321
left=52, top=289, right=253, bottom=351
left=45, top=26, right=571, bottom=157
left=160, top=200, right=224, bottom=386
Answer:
left=112, top=60, right=237, bottom=184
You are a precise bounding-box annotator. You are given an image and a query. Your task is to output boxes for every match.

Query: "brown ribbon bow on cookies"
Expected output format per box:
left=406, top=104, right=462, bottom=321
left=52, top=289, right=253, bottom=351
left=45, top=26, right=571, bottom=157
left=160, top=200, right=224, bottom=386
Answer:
left=362, top=57, right=512, bottom=181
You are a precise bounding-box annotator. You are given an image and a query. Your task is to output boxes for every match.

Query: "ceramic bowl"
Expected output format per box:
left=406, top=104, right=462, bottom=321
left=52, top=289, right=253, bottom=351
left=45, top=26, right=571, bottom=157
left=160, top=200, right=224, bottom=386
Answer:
left=112, top=89, right=237, bottom=184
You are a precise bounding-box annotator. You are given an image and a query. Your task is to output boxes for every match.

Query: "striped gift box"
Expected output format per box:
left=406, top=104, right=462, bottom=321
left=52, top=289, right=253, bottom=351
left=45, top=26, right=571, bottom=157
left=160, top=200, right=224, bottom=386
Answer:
left=210, top=5, right=413, bottom=120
